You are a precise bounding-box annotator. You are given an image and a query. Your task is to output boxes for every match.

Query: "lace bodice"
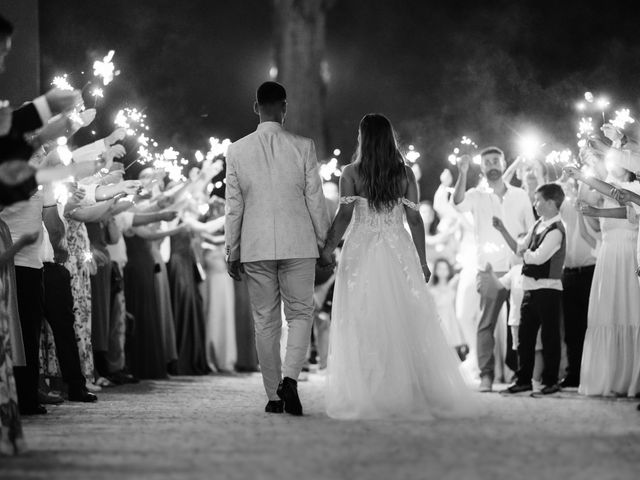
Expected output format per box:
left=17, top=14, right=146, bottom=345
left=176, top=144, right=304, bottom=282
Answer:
left=340, top=196, right=418, bottom=233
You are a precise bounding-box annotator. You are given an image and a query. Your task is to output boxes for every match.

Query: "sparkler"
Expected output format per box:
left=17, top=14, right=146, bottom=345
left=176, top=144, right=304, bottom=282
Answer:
left=610, top=108, right=635, bottom=130
left=577, top=117, right=594, bottom=148
left=406, top=145, right=421, bottom=163
left=56, top=137, right=73, bottom=166
left=93, top=50, right=116, bottom=86
left=51, top=74, right=74, bottom=91
left=448, top=136, right=479, bottom=166
left=596, top=97, right=610, bottom=123
left=320, top=157, right=341, bottom=181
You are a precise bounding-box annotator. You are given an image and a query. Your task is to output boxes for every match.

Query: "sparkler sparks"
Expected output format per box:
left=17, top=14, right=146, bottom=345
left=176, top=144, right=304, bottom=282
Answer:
left=406, top=145, right=421, bottom=163
left=610, top=108, right=635, bottom=130
left=51, top=74, right=74, bottom=91
left=56, top=137, right=73, bottom=166
left=518, top=134, right=543, bottom=159
left=93, top=50, right=116, bottom=86
left=320, top=157, right=341, bottom=181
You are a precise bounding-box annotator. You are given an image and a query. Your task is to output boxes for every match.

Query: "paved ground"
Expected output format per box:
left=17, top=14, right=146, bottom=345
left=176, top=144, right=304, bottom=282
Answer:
left=1, top=373, right=639, bottom=480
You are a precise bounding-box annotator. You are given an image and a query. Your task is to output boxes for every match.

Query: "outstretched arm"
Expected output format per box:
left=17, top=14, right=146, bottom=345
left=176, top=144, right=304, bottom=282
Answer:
left=492, top=217, right=520, bottom=254
left=580, top=205, right=627, bottom=219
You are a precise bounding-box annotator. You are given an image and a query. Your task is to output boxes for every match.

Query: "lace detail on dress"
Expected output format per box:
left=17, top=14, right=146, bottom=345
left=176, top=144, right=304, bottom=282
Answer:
left=401, top=198, right=420, bottom=211
left=339, top=196, right=359, bottom=205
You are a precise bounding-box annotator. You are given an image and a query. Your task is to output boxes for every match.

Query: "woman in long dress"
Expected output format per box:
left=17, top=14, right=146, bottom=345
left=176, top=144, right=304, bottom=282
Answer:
left=320, top=114, right=476, bottom=420
left=577, top=165, right=640, bottom=397
left=0, top=217, right=29, bottom=455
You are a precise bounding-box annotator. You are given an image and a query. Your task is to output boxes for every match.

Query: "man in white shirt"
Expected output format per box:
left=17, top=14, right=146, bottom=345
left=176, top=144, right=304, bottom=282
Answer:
left=493, top=183, right=566, bottom=395
left=453, top=147, right=535, bottom=391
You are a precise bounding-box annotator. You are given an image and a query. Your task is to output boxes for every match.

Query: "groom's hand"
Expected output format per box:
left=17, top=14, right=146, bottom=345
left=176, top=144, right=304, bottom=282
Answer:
left=317, top=249, right=335, bottom=270
left=227, top=259, right=244, bottom=281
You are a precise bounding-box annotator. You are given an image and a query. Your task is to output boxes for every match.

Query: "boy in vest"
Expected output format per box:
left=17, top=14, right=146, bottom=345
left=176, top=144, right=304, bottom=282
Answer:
left=492, top=183, right=566, bottom=395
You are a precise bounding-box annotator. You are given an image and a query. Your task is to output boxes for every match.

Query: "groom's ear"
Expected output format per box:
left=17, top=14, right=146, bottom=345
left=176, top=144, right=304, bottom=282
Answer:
left=253, top=101, right=259, bottom=116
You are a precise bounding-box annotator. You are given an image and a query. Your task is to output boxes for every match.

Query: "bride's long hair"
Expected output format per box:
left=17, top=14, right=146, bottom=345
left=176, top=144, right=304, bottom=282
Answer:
left=353, top=113, right=407, bottom=211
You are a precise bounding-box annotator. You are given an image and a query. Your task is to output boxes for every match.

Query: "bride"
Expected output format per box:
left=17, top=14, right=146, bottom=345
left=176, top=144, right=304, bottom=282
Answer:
left=319, top=114, right=477, bottom=420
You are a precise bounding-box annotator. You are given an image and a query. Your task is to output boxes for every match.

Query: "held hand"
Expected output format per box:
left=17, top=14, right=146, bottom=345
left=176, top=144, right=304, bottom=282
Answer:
left=457, top=154, right=471, bottom=175
left=156, top=194, right=175, bottom=209
left=227, top=259, right=244, bottom=281
left=577, top=201, right=596, bottom=216
left=44, top=88, right=83, bottom=114
left=70, top=184, right=86, bottom=203
left=563, top=165, right=582, bottom=180
left=119, top=180, right=142, bottom=195
left=105, top=127, right=126, bottom=146
left=317, top=249, right=336, bottom=270
left=92, top=249, right=109, bottom=267
left=159, top=210, right=178, bottom=222
left=102, top=144, right=127, bottom=170
left=601, top=123, right=624, bottom=143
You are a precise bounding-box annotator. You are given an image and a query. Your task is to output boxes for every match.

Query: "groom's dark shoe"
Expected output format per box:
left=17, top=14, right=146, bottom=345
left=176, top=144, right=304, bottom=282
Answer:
left=277, top=377, right=303, bottom=416
left=265, top=400, right=284, bottom=413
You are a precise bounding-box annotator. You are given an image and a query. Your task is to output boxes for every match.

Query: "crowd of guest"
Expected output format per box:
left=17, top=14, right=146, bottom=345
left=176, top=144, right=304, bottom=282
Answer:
left=424, top=132, right=640, bottom=405
left=0, top=15, right=261, bottom=455
left=3, top=9, right=640, bottom=459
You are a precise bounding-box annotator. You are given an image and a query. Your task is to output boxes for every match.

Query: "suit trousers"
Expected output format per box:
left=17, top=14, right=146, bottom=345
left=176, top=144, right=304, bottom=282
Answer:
left=13, top=266, right=44, bottom=411
left=476, top=270, right=509, bottom=381
left=243, top=258, right=315, bottom=400
left=43, top=263, right=86, bottom=390
left=561, top=265, right=594, bottom=382
left=516, top=289, right=562, bottom=387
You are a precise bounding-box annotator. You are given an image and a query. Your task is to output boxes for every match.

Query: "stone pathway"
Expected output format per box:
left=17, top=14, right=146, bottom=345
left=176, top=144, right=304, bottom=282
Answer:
left=1, top=373, right=639, bottom=480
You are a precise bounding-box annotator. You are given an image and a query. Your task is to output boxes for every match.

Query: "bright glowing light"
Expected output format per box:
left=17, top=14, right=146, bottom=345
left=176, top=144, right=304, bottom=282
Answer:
left=406, top=148, right=421, bottom=163
left=56, top=137, right=73, bottom=166
left=269, top=66, right=278, bottom=79
left=610, top=108, right=635, bottom=129
left=473, top=155, right=482, bottom=165
left=51, top=75, right=73, bottom=91
left=53, top=183, right=70, bottom=206
left=93, top=50, right=116, bottom=86
left=208, top=137, right=231, bottom=158
left=91, top=88, right=104, bottom=99
left=195, top=150, right=204, bottom=163
left=576, top=101, right=586, bottom=111
left=596, top=97, right=610, bottom=110
left=518, top=134, right=543, bottom=159
left=198, top=204, right=210, bottom=216
left=319, top=157, right=341, bottom=181
left=83, top=251, right=93, bottom=263
left=333, top=149, right=341, bottom=156
left=138, top=134, right=149, bottom=146
left=214, top=181, right=224, bottom=189
left=584, top=92, right=594, bottom=103
left=448, top=154, right=457, bottom=165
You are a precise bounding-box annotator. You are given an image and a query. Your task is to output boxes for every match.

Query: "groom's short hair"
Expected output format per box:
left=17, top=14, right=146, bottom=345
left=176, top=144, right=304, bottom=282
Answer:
left=257, top=82, right=287, bottom=106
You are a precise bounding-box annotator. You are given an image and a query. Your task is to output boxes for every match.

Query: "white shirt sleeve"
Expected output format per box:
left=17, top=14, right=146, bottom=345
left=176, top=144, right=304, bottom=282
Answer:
left=498, top=269, right=512, bottom=290
left=523, top=229, right=563, bottom=265
left=454, top=188, right=477, bottom=213
left=32, top=96, right=53, bottom=124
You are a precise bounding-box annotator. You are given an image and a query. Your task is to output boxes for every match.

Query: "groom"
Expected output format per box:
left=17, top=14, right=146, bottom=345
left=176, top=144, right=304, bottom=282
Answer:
left=225, top=81, right=331, bottom=415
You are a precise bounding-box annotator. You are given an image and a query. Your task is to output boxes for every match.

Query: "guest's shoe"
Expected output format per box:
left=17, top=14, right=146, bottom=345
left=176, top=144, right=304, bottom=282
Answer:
left=107, top=370, right=139, bottom=385
left=68, top=388, right=98, bottom=403
left=277, top=377, right=303, bottom=416
left=265, top=400, right=284, bottom=414
left=540, top=384, right=561, bottom=395
left=479, top=376, right=493, bottom=393
left=500, top=384, right=533, bottom=395
left=38, top=389, right=64, bottom=405
left=20, top=404, right=47, bottom=415
left=559, top=377, right=579, bottom=389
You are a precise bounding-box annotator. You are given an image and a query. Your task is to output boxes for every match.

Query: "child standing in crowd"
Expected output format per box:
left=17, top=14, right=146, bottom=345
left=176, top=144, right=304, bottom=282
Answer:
left=493, top=183, right=566, bottom=395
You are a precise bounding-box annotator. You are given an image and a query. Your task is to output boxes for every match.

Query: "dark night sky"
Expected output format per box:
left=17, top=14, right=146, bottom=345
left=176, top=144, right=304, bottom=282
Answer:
left=39, top=0, right=640, bottom=196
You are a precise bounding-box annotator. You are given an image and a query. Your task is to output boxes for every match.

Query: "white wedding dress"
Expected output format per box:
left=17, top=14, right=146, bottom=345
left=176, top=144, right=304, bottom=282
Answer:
left=325, top=196, right=477, bottom=420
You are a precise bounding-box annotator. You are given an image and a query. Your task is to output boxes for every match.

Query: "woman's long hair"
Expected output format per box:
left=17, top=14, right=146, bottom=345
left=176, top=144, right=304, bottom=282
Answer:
left=353, top=114, right=407, bottom=211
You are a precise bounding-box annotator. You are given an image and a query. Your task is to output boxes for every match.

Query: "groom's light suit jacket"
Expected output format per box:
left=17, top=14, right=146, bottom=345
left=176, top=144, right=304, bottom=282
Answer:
left=224, top=121, right=330, bottom=263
